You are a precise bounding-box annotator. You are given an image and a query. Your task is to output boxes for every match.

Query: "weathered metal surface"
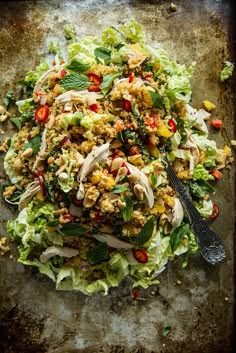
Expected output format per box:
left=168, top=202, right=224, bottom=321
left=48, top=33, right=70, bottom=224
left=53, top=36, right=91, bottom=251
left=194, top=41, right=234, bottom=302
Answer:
left=0, top=1, right=235, bottom=352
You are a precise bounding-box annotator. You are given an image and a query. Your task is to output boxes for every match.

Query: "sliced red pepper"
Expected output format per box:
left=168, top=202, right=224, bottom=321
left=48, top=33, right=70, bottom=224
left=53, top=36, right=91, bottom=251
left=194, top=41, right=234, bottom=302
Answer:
left=35, top=105, right=49, bottom=122
left=168, top=118, right=177, bottom=133
left=60, top=69, right=67, bottom=78
left=90, top=103, right=99, bottom=113
left=132, top=249, right=148, bottom=263
left=211, top=119, right=222, bottom=129
left=128, top=74, right=134, bottom=83
left=132, top=288, right=140, bottom=300
left=35, top=171, right=46, bottom=196
left=88, top=84, right=101, bottom=92
left=211, top=169, right=222, bottom=180
left=209, top=203, right=219, bottom=220
left=87, top=73, right=102, bottom=85
left=124, top=99, right=132, bottom=112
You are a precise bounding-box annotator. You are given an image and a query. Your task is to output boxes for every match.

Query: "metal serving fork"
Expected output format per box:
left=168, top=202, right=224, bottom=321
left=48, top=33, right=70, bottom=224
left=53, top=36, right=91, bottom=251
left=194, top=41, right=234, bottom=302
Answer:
left=160, top=150, right=225, bottom=265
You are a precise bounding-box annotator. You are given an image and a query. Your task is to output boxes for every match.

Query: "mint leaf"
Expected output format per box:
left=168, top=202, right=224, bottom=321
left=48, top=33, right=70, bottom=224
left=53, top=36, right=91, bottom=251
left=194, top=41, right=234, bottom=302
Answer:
left=94, top=47, right=111, bottom=65
left=23, top=135, right=41, bottom=155
left=86, top=243, right=109, bottom=264
left=111, top=185, right=129, bottom=194
left=170, top=223, right=190, bottom=252
left=134, top=216, right=155, bottom=245
left=60, top=73, right=90, bottom=90
left=149, top=90, right=164, bottom=109
left=67, top=60, right=91, bottom=73
left=100, top=72, right=121, bottom=95
left=122, top=196, right=133, bottom=222
left=59, top=223, right=86, bottom=236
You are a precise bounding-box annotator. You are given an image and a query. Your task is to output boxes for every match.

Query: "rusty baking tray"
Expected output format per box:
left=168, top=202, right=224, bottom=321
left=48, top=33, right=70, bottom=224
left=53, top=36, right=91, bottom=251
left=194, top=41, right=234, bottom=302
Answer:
left=0, top=1, right=235, bottom=352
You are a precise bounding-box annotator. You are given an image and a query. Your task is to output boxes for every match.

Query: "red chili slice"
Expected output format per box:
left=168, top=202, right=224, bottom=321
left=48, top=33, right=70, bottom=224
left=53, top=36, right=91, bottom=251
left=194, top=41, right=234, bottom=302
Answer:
left=35, top=105, right=49, bottom=122
left=60, top=69, right=67, bottom=78
left=35, top=171, right=46, bottom=196
left=168, top=118, right=177, bottom=133
left=209, top=203, right=219, bottom=220
left=211, top=119, right=222, bottom=129
left=124, top=99, right=132, bottom=112
left=88, top=84, right=101, bottom=92
left=128, top=74, right=134, bottom=83
left=132, top=288, right=140, bottom=300
left=132, top=249, right=148, bottom=263
left=87, top=73, right=102, bottom=85
left=211, top=169, right=222, bottom=180
left=90, top=103, right=99, bottom=113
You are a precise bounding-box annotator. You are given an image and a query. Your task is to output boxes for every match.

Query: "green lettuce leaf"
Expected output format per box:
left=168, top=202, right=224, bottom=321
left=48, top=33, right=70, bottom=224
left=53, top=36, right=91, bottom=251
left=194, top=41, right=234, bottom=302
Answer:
left=119, top=20, right=146, bottom=44
left=193, top=164, right=214, bottom=181
left=24, top=59, right=49, bottom=86
left=220, top=61, right=234, bottom=82
left=60, top=111, right=83, bottom=130
left=68, top=36, right=101, bottom=63
left=80, top=113, right=115, bottom=129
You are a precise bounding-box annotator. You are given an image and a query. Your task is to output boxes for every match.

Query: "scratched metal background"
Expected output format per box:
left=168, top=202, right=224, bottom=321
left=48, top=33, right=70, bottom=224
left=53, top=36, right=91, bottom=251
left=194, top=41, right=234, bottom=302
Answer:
left=0, top=1, right=235, bottom=353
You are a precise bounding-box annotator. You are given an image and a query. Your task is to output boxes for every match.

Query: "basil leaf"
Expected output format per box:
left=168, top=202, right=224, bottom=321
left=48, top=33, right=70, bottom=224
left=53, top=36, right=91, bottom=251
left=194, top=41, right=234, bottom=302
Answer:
left=100, top=72, right=121, bottom=95
left=111, top=185, right=129, bottom=194
left=170, top=223, right=190, bottom=252
left=66, top=60, right=91, bottom=73
left=122, top=196, right=133, bottom=222
left=94, top=47, right=111, bottom=65
left=23, top=135, right=41, bottom=155
left=149, top=90, right=164, bottom=109
left=60, top=73, right=90, bottom=90
left=59, top=223, right=86, bottom=236
left=86, top=243, right=109, bottom=264
left=134, top=216, right=155, bottom=246
left=3, top=90, right=14, bottom=109
left=162, top=326, right=171, bottom=337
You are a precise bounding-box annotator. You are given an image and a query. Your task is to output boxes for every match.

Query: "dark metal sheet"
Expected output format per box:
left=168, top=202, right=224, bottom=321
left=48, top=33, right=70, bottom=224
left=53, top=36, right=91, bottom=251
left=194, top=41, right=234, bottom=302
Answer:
left=0, top=1, right=235, bottom=352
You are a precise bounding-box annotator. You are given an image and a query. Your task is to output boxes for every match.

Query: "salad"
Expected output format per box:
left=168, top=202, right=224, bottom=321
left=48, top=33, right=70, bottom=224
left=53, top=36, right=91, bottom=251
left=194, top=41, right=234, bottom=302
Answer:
left=1, top=21, right=232, bottom=295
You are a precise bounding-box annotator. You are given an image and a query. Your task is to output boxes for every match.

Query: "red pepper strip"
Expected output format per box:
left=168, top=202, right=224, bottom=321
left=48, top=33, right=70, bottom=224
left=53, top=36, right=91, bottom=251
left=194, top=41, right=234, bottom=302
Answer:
left=87, top=73, right=102, bottom=85
left=211, top=169, right=222, bottom=180
left=132, top=249, right=148, bottom=263
left=88, top=85, right=101, bottom=92
left=35, top=171, right=46, bottom=196
left=124, top=99, right=132, bottom=112
left=90, top=103, right=99, bottom=113
left=209, top=203, right=219, bottom=220
left=60, top=69, right=67, bottom=78
left=35, top=105, right=49, bottom=122
left=211, top=119, right=222, bottom=129
left=168, top=118, right=177, bottom=133
left=132, top=288, right=140, bottom=300
left=128, top=74, right=134, bottom=83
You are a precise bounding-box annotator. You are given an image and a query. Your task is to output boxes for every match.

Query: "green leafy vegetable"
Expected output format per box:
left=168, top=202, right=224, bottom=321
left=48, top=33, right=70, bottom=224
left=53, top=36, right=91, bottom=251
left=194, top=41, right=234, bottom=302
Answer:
left=23, top=135, right=41, bottom=155
left=122, top=196, right=133, bottom=222
left=60, top=73, right=90, bottom=90
left=188, top=180, right=215, bottom=198
left=170, top=223, right=190, bottom=252
left=66, top=59, right=91, bottom=73
left=64, top=23, right=76, bottom=41
left=48, top=40, right=61, bottom=54
left=111, top=185, right=129, bottom=194
left=134, top=216, right=155, bottom=246
left=220, top=61, right=234, bottom=82
left=10, top=111, right=33, bottom=130
left=100, top=72, right=121, bottom=95
left=150, top=173, right=157, bottom=188
left=175, top=117, right=187, bottom=145
left=86, top=243, right=109, bottom=264
left=193, top=164, right=214, bottom=181
left=3, top=91, right=14, bottom=109
left=149, top=90, right=164, bottom=109
left=59, top=223, right=86, bottom=236
left=162, top=326, right=171, bottom=337
left=94, top=47, right=111, bottom=64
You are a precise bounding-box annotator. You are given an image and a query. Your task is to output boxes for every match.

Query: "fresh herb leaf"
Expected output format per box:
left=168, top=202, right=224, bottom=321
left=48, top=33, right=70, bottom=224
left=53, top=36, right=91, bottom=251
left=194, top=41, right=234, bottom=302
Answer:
left=117, top=130, right=124, bottom=142
left=10, top=111, right=34, bottom=130
left=170, top=223, right=190, bottom=252
left=5, top=189, right=22, bottom=203
left=86, top=243, right=109, bottom=264
left=162, top=326, right=171, bottom=337
left=66, top=60, right=91, bottom=73
left=111, top=185, right=129, bottom=194
left=45, top=181, right=55, bottom=203
left=149, top=90, right=164, bottom=109
left=3, top=90, right=14, bottom=109
left=134, top=216, right=155, bottom=246
left=175, top=117, right=187, bottom=145
left=150, top=173, right=157, bottom=188
left=94, top=47, right=111, bottom=65
left=100, top=72, right=121, bottom=95
left=64, top=23, right=76, bottom=41
left=122, top=196, right=133, bottom=222
left=60, top=73, right=90, bottom=90
left=47, top=219, right=59, bottom=227
left=59, top=223, right=86, bottom=236
left=187, top=180, right=215, bottom=198
left=114, top=43, right=125, bottom=50
left=23, top=135, right=41, bottom=155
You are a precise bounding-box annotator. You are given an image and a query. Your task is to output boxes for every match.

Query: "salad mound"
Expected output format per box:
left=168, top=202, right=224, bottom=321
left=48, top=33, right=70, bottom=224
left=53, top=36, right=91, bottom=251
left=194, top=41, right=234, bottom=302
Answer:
left=2, top=21, right=232, bottom=295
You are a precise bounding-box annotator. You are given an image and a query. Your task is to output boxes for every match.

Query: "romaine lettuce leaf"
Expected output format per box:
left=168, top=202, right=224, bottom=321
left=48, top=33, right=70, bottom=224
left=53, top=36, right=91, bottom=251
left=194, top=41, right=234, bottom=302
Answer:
left=193, top=164, right=214, bottom=181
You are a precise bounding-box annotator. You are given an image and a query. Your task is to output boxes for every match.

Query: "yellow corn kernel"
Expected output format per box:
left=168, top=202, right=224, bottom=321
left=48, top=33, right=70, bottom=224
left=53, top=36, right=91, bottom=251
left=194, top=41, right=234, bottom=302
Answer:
left=223, top=145, right=231, bottom=156
left=157, top=124, right=172, bottom=138
left=36, top=190, right=44, bottom=201
left=203, top=100, right=216, bottom=112
left=90, top=172, right=102, bottom=185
